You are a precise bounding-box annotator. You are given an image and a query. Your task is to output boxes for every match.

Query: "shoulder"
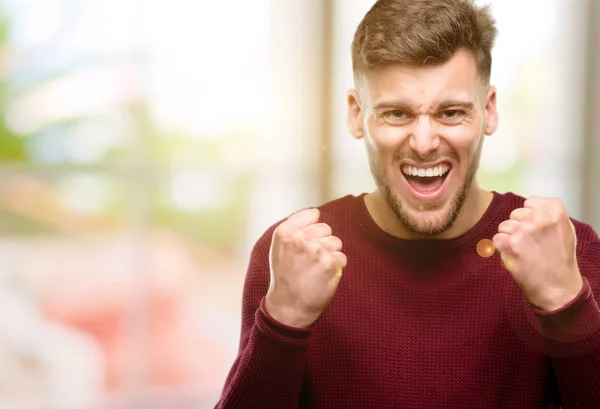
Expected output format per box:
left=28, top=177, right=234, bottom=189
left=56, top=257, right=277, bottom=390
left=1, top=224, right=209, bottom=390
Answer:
left=252, top=194, right=363, bottom=253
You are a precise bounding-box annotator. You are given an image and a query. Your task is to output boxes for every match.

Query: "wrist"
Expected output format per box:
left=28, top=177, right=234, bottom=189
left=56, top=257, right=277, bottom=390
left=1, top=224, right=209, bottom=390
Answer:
left=264, top=296, right=316, bottom=328
left=531, top=275, right=585, bottom=312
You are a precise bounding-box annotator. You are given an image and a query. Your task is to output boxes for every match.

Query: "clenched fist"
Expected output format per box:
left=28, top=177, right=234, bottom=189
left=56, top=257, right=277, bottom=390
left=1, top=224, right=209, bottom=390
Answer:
left=265, top=208, right=347, bottom=328
left=493, top=196, right=584, bottom=311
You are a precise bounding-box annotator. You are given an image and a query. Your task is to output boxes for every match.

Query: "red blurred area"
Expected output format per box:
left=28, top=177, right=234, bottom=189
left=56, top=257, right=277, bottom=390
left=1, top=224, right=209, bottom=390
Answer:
left=28, top=229, right=242, bottom=397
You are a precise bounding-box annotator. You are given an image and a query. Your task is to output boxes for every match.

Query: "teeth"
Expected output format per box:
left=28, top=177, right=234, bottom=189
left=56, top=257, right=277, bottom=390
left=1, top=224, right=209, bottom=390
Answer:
left=402, top=164, right=450, bottom=177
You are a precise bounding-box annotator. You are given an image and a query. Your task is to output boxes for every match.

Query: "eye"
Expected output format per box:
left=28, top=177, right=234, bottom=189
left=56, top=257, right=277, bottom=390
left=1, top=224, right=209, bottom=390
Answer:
left=439, top=110, right=466, bottom=121
left=382, top=110, right=411, bottom=124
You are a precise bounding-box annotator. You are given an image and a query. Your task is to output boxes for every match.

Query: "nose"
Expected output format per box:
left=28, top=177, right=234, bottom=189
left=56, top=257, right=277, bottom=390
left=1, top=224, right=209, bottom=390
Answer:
left=409, top=115, right=440, bottom=158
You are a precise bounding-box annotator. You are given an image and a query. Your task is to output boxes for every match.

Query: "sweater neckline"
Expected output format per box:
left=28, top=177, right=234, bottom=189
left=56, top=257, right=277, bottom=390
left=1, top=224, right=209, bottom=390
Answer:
left=353, top=191, right=507, bottom=251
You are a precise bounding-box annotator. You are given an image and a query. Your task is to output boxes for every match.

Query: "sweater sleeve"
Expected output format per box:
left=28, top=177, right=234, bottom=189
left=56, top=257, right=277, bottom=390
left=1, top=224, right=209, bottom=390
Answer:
left=214, top=233, right=312, bottom=409
left=532, top=241, right=600, bottom=409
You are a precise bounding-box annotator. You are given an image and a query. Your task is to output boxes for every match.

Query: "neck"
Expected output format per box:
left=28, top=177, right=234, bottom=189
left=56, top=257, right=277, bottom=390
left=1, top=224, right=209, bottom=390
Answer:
left=366, top=184, right=494, bottom=240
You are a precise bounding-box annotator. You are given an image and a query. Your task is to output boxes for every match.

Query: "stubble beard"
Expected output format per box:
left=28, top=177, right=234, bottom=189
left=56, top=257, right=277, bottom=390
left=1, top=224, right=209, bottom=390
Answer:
left=370, top=139, right=484, bottom=237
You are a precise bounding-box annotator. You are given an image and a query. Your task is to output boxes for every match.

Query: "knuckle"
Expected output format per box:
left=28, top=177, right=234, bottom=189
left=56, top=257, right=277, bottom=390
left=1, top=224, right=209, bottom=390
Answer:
left=274, top=224, right=294, bottom=241
left=327, top=235, right=340, bottom=246
left=553, top=201, right=566, bottom=217
left=520, top=221, right=534, bottom=234
left=530, top=210, right=541, bottom=222
left=320, top=252, right=335, bottom=269
left=338, top=252, right=348, bottom=269
left=508, top=233, right=521, bottom=249
left=321, top=223, right=333, bottom=236
left=492, top=234, right=506, bottom=251
left=307, top=239, right=321, bottom=252
left=273, top=226, right=285, bottom=240
left=290, top=230, right=306, bottom=247
left=500, top=220, right=515, bottom=232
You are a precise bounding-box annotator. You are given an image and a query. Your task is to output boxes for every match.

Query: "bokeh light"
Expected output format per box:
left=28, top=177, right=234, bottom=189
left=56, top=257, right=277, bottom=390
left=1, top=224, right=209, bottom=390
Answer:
left=476, top=239, right=496, bottom=258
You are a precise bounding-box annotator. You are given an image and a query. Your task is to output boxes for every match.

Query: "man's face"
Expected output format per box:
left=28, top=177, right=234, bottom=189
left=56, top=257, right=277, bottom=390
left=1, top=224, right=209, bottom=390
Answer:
left=348, top=49, right=498, bottom=237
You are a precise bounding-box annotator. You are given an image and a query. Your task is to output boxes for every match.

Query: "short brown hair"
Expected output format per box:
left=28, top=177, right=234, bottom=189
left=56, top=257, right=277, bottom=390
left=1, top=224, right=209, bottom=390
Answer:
left=352, top=0, right=498, bottom=83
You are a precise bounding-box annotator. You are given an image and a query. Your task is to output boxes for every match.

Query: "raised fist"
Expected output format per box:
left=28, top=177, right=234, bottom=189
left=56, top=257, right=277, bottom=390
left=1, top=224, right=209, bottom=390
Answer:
left=493, top=196, right=584, bottom=311
left=265, top=208, right=347, bottom=328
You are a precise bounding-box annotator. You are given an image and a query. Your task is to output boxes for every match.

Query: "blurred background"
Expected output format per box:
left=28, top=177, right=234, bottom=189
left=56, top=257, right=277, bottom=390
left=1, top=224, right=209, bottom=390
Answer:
left=0, top=0, right=598, bottom=408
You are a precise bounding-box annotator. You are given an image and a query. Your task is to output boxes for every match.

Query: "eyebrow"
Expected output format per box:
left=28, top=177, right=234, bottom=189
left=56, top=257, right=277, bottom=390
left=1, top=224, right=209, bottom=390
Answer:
left=437, top=100, right=475, bottom=112
left=373, top=101, right=416, bottom=112
left=373, top=100, right=475, bottom=113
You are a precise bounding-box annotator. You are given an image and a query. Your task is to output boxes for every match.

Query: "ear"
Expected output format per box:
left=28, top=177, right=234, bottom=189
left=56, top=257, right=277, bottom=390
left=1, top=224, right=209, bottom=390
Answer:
left=347, top=89, right=365, bottom=140
left=484, top=86, right=498, bottom=136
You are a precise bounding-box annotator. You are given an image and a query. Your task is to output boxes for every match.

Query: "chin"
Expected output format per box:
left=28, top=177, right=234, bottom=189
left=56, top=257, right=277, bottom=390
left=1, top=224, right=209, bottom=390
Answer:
left=400, top=205, right=457, bottom=236
left=384, top=183, right=466, bottom=237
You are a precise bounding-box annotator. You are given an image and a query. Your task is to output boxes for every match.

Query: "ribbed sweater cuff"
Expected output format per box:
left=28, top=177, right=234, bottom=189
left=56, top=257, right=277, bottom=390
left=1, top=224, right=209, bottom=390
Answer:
left=532, top=277, right=600, bottom=356
left=255, top=297, right=313, bottom=347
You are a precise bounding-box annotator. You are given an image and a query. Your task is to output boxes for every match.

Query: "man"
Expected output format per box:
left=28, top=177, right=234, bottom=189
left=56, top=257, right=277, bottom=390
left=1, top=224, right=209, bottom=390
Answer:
left=216, top=0, right=600, bottom=407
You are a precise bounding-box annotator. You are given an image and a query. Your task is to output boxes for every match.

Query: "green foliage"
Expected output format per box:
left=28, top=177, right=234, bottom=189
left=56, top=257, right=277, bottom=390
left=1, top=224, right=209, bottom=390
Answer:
left=478, top=161, right=526, bottom=194
left=0, top=8, right=27, bottom=163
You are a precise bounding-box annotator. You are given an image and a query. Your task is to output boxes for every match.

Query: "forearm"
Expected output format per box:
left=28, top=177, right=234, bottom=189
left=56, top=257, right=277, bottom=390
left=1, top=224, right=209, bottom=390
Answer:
left=533, top=278, right=600, bottom=408
left=216, top=298, right=311, bottom=409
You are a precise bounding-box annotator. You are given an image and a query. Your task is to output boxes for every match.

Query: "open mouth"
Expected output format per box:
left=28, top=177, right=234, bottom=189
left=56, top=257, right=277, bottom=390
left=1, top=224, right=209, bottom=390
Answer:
left=401, top=163, right=451, bottom=199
